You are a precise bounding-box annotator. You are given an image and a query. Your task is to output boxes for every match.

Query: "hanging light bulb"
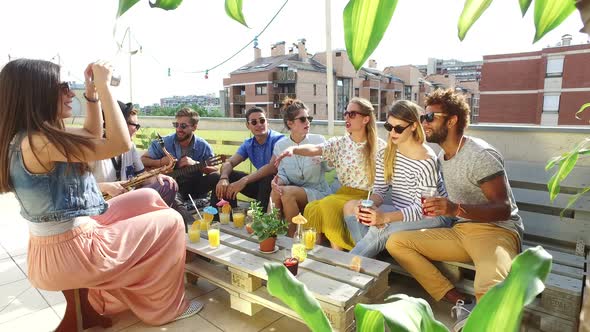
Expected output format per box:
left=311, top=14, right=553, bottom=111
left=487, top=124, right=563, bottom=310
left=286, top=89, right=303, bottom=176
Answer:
left=253, top=36, right=258, bottom=48
left=204, top=69, right=209, bottom=79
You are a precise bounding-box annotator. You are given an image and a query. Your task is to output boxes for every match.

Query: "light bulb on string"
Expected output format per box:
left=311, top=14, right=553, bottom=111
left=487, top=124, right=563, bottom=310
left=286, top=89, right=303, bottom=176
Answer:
left=204, top=69, right=209, bottom=79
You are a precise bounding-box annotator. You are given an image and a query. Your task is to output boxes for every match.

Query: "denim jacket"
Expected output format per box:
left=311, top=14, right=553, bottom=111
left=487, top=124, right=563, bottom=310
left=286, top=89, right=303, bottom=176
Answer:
left=9, top=132, right=108, bottom=223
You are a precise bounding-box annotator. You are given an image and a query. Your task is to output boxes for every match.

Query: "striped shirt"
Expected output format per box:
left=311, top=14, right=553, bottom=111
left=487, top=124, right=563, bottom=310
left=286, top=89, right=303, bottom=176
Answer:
left=373, top=146, right=447, bottom=222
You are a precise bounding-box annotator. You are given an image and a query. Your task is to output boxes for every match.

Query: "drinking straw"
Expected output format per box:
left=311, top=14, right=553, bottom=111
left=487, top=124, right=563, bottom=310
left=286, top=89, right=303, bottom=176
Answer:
left=188, top=194, right=203, bottom=220
left=366, top=190, right=371, bottom=201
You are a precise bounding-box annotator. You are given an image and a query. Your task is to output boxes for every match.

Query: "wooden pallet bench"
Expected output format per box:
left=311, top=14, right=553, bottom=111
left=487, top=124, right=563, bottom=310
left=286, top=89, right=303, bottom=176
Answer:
left=185, top=224, right=391, bottom=331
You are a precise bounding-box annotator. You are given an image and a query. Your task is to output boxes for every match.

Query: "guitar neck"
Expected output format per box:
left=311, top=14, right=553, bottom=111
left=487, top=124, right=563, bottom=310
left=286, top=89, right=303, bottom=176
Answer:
left=168, top=163, right=205, bottom=179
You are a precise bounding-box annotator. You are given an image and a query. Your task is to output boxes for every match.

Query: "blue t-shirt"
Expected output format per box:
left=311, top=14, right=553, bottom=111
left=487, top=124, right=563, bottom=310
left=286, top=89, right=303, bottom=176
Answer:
left=236, top=129, right=284, bottom=169
left=147, top=133, right=214, bottom=174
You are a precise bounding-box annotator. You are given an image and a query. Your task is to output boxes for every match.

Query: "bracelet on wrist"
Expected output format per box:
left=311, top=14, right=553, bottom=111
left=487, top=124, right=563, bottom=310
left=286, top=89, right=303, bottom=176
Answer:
left=83, top=93, right=99, bottom=103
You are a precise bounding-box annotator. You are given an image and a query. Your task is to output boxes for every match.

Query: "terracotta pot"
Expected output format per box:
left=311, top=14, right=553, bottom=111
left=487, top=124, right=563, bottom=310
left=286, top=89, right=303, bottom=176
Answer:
left=259, top=236, right=277, bottom=252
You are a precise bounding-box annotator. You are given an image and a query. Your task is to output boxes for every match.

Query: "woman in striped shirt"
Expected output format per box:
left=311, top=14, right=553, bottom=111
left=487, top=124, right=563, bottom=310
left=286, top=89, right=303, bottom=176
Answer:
left=343, top=100, right=453, bottom=258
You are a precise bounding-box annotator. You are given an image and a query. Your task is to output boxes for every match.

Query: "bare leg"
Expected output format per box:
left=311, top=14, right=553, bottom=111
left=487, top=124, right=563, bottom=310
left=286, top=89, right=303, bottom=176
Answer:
left=280, top=186, right=308, bottom=237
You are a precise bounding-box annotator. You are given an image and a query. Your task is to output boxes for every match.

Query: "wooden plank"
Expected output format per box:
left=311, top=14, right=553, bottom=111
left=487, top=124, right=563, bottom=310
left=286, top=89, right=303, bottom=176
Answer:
left=186, top=235, right=362, bottom=307
left=520, top=211, right=590, bottom=246
left=220, top=224, right=391, bottom=279
left=512, top=188, right=590, bottom=214
left=216, top=231, right=376, bottom=291
left=523, top=244, right=586, bottom=269
left=522, top=306, right=577, bottom=332
left=506, top=160, right=590, bottom=192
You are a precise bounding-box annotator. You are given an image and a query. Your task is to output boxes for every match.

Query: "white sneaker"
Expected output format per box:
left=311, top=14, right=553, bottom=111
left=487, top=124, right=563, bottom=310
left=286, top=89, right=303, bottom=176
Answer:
left=173, top=299, right=204, bottom=322
left=451, top=300, right=474, bottom=332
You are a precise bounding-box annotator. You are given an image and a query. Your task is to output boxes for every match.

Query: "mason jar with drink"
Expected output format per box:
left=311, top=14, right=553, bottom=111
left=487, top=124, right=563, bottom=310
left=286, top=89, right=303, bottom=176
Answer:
left=421, top=186, right=438, bottom=217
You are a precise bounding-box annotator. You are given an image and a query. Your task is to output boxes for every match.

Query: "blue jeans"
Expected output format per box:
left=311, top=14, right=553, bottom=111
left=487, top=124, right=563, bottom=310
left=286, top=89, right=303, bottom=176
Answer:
left=345, top=206, right=455, bottom=257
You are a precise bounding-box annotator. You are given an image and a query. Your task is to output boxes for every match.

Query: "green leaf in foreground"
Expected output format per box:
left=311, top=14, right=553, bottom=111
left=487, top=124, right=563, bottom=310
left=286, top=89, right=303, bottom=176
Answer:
left=343, top=0, right=398, bottom=71
left=575, top=102, right=590, bottom=120
left=463, top=246, right=552, bottom=332
left=225, top=0, right=249, bottom=27
left=116, top=0, right=141, bottom=18
left=457, top=0, right=493, bottom=41
left=149, top=0, right=183, bottom=10
left=533, top=0, right=576, bottom=42
left=355, top=294, right=449, bottom=332
left=519, top=0, right=532, bottom=16
left=264, top=263, right=332, bottom=332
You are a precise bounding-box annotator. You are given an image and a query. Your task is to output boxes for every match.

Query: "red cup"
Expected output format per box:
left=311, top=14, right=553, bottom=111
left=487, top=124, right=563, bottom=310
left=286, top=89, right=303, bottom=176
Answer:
left=358, top=199, right=374, bottom=224
left=283, top=257, right=299, bottom=276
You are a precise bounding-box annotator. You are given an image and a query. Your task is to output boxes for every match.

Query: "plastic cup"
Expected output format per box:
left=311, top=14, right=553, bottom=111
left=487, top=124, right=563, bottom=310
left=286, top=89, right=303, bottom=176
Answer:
left=188, top=226, right=200, bottom=243
left=199, top=219, right=210, bottom=231
left=421, top=186, right=438, bottom=217
left=358, top=199, right=374, bottom=224
left=208, top=223, right=220, bottom=248
left=219, top=212, right=231, bottom=225
left=233, top=208, right=246, bottom=229
left=283, top=257, right=299, bottom=276
left=292, top=242, right=307, bottom=262
left=204, top=212, right=214, bottom=223
left=304, top=227, right=317, bottom=250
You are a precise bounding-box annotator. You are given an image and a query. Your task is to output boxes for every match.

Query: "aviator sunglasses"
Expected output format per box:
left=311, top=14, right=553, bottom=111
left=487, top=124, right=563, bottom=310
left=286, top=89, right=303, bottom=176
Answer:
left=173, top=122, right=192, bottom=129
left=293, top=116, right=313, bottom=123
left=248, top=117, right=266, bottom=126
left=420, top=112, right=446, bottom=123
left=383, top=122, right=412, bottom=134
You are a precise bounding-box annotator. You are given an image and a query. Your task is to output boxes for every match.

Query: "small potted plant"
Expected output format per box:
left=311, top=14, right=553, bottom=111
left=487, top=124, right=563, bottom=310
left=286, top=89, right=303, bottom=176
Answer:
left=249, top=201, right=288, bottom=252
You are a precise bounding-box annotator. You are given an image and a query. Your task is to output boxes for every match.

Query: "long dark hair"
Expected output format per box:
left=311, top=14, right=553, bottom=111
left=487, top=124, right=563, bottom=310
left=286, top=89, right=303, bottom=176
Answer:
left=0, top=59, right=94, bottom=192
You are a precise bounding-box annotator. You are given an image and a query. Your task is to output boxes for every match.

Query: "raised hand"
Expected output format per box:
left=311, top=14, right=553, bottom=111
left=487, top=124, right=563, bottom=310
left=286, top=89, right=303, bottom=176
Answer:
left=274, top=147, right=295, bottom=168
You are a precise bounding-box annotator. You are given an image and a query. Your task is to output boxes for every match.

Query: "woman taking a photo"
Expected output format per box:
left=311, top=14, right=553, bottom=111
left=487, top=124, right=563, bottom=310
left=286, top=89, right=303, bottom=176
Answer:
left=343, top=100, right=450, bottom=258
left=0, top=59, right=201, bottom=327
left=275, top=97, right=384, bottom=250
left=270, top=98, right=332, bottom=236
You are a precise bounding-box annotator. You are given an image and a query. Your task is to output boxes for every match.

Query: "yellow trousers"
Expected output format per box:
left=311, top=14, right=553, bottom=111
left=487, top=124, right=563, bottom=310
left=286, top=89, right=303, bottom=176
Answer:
left=303, top=186, right=368, bottom=250
left=386, top=222, right=519, bottom=301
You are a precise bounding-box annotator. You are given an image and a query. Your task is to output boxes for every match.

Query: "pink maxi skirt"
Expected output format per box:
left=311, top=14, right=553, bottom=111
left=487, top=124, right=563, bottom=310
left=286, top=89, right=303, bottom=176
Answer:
left=27, top=188, right=188, bottom=325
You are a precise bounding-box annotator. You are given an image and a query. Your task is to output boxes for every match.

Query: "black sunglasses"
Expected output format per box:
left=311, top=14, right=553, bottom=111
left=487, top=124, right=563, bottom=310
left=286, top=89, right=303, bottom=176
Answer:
left=384, top=122, right=412, bottom=134
left=58, top=82, right=71, bottom=95
left=293, top=116, right=313, bottom=123
left=127, top=122, right=141, bottom=130
left=420, top=112, right=446, bottom=123
left=343, top=111, right=362, bottom=118
left=173, top=122, right=192, bottom=129
left=248, top=117, right=266, bottom=126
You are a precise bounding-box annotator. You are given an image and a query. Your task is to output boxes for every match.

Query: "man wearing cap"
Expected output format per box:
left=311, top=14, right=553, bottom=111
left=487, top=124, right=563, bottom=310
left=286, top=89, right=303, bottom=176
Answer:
left=91, top=101, right=192, bottom=227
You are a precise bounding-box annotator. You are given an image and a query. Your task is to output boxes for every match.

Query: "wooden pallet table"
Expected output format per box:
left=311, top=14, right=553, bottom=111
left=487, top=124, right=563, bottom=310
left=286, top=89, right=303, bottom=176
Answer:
left=185, top=224, right=391, bottom=331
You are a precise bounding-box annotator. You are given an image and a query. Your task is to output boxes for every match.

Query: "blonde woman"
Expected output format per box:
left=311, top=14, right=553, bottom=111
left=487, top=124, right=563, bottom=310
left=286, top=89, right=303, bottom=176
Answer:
left=275, top=98, right=384, bottom=250
left=343, top=100, right=451, bottom=257
left=270, top=98, right=332, bottom=236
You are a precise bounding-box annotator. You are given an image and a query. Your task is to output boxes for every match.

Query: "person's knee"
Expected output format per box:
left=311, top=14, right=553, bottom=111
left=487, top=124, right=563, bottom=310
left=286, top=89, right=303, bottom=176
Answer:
left=385, top=232, right=407, bottom=256
left=343, top=199, right=359, bottom=215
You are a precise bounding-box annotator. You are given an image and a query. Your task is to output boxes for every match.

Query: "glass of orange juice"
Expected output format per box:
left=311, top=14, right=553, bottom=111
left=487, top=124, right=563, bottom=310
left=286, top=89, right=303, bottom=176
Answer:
left=207, top=222, right=220, bottom=248
left=188, top=220, right=201, bottom=243
left=304, top=227, right=316, bottom=250
left=232, top=207, right=246, bottom=229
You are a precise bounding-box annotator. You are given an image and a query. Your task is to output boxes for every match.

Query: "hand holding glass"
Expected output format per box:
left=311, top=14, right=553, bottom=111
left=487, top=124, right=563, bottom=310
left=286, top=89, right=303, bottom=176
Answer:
left=421, top=187, right=438, bottom=217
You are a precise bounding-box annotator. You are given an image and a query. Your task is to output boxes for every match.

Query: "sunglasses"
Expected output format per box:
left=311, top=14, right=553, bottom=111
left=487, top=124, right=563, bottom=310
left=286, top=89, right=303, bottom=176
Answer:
left=173, top=122, right=192, bottom=129
left=384, top=122, right=412, bottom=134
left=58, top=82, right=71, bottom=95
left=344, top=111, right=364, bottom=119
left=293, top=116, right=313, bottom=123
left=127, top=122, right=141, bottom=130
left=248, top=117, right=266, bottom=126
left=420, top=112, right=446, bottom=123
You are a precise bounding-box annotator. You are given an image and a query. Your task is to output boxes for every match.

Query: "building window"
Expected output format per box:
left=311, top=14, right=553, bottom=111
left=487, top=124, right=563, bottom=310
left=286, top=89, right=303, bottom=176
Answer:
left=313, top=84, right=317, bottom=96
left=354, top=88, right=359, bottom=97
left=543, top=95, right=560, bottom=112
left=414, top=93, right=417, bottom=101
left=255, top=84, right=267, bottom=95
left=336, top=52, right=342, bottom=57
left=313, top=104, right=317, bottom=115
left=546, top=58, right=564, bottom=77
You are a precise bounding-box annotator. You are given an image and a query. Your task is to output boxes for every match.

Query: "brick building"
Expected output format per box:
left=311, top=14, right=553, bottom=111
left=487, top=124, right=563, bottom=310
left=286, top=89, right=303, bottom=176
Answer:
left=479, top=36, right=590, bottom=125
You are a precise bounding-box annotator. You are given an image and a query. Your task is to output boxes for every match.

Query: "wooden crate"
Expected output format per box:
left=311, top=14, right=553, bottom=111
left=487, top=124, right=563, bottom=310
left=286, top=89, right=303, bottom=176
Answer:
left=185, top=224, right=390, bottom=332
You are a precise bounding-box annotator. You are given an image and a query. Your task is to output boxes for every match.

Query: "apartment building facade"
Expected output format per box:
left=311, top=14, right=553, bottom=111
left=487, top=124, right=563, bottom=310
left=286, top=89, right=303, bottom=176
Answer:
left=416, top=58, right=483, bottom=82
left=479, top=37, right=590, bottom=125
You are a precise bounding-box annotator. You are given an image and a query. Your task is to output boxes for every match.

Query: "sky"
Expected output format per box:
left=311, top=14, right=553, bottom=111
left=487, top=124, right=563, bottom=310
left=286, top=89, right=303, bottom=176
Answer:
left=1, top=0, right=588, bottom=106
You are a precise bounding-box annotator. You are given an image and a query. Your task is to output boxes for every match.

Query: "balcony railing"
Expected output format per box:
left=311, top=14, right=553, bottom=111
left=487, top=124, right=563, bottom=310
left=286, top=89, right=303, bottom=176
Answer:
left=369, top=96, right=379, bottom=105
left=233, top=95, right=245, bottom=104
left=273, top=71, right=297, bottom=82
left=275, top=93, right=296, bottom=103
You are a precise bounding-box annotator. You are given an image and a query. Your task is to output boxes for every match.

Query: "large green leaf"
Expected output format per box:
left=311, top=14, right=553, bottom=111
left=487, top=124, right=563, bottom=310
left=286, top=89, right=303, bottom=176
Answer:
left=463, top=246, right=552, bottom=332
left=519, top=0, right=532, bottom=16
left=149, top=0, right=183, bottom=10
left=561, top=186, right=590, bottom=217
left=355, top=295, right=449, bottom=332
left=225, top=0, right=249, bottom=27
left=264, top=263, right=332, bottom=332
left=343, top=0, right=398, bottom=71
left=575, top=102, right=590, bottom=120
left=533, top=0, right=576, bottom=42
left=457, top=0, right=493, bottom=41
left=547, top=152, right=578, bottom=200
left=116, top=0, right=141, bottom=18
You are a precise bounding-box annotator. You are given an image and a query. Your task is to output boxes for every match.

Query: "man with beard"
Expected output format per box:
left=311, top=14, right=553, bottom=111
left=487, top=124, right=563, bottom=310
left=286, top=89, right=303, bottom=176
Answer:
left=385, top=89, right=523, bottom=332
left=215, top=106, right=284, bottom=210
left=141, top=107, right=219, bottom=203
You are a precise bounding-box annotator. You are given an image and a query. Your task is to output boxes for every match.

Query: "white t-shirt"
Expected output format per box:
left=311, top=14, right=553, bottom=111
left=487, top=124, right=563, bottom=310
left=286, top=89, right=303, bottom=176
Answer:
left=91, top=144, right=144, bottom=182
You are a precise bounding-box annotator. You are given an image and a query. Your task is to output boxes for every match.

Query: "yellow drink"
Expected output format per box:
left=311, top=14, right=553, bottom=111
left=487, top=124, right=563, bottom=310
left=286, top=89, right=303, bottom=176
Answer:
left=188, top=228, right=200, bottom=243
left=208, top=229, right=220, bottom=248
left=200, top=220, right=210, bottom=231
left=233, top=213, right=245, bottom=228
left=304, top=229, right=316, bottom=250
left=292, top=243, right=307, bottom=262
left=219, top=213, right=231, bottom=225
left=204, top=213, right=214, bottom=223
